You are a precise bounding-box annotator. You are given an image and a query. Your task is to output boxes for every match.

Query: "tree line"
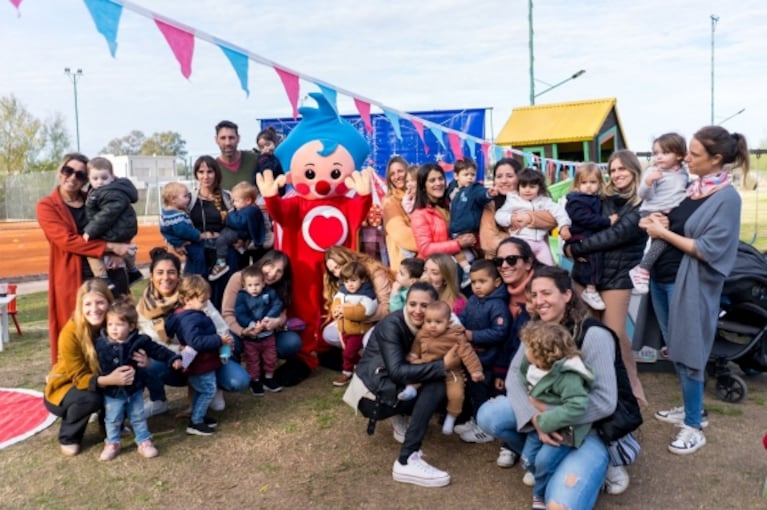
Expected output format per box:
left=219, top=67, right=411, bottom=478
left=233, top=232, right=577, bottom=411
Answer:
left=0, top=94, right=187, bottom=175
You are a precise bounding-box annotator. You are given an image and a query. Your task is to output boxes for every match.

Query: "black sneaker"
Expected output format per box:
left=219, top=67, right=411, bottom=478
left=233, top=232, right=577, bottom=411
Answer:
left=186, top=420, right=215, bottom=436
left=250, top=380, right=264, bottom=397
left=203, top=416, right=218, bottom=428
left=127, top=268, right=144, bottom=286
left=263, top=377, right=283, bottom=393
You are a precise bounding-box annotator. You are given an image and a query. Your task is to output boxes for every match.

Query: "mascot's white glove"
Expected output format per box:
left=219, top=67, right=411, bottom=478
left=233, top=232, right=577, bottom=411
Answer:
left=256, top=170, right=287, bottom=198
left=345, top=167, right=374, bottom=196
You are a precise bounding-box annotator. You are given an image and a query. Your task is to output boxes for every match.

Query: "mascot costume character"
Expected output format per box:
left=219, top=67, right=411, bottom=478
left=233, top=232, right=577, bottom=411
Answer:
left=257, top=93, right=372, bottom=385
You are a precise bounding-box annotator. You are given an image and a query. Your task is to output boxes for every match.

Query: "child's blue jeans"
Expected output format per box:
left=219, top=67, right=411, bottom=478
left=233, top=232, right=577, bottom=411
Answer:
left=188, top=371, right=217, bottom=424
left=104, top=391, right=151, bottom=444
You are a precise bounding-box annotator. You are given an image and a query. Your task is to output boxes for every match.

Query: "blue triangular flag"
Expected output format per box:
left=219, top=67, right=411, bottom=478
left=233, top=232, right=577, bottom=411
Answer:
left=382, top=108, right=403, bottom=140
left=83, top=0, right=122, bottom=57
left=318, top=84, right=338, bottom=112
left=217, top=42, right=249, bottom=96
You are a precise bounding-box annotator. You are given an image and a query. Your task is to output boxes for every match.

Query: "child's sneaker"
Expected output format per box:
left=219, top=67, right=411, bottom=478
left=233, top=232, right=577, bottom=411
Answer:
left=186, top=420, right=215, bottom=436
left=633, top=346, right=658, bottom=364
left=496, top=446, right=518, bottom=468
left=332, top=373, right=353, bottom=387
left=522, top=470, right=535, bottom=486
left=99, top=442, right=120, bottom=461
left=208, top=262, right=230, bottom=281
left=532, top=495, right=546, bottom=510
left=263, top=377, right=283, bottom=393
left=459, top=272, right=472, bottom=289
left=629, top=266, right=650, bottom=294
left=137, top=439, right=159, bottom=458
left=203, top=416, right=218, bottom=428
left=581, top=288, right=606, bottom=310
left=668, top=425, right=706, bottom=455
left=127, top=268, right=144, bottom=286
left=250, top=379, right=264, bottom=397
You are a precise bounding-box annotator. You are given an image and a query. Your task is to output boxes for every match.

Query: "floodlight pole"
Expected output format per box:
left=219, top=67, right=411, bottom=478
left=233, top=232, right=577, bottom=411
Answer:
left=710, top=15, right=719, bottom=125
left=64, top=67, right=83, bottom=152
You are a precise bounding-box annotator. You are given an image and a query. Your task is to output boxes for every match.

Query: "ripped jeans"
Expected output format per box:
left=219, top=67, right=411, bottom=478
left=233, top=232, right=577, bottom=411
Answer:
left=477, top=397, right=609, bottom=508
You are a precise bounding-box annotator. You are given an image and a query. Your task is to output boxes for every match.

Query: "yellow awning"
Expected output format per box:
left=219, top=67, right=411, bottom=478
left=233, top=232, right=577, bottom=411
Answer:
left=496, top=98, right=617, bottom=146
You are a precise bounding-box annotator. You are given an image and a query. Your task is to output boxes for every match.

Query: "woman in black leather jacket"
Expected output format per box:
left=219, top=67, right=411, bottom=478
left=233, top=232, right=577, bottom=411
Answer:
left=567, top=150, right=648, bottom=405
left=356, top=281, right=460, bottom=488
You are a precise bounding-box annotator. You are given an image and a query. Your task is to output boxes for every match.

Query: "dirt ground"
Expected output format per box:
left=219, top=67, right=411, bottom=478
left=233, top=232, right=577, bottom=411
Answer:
left=1, top=327, right=767, bottom=510
left=0, top=221, right=164, bottom=279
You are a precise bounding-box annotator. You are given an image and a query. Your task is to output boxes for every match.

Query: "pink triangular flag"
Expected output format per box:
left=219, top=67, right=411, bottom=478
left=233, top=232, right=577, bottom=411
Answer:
left=411, top=118, right=428, bottom=154
left=481, top=142, right=491, bottom=163
left=447, top=132, right=464, bottom=161
left=274, top=67, right=300, bottom=119
left=154, top=19, right=194, bottom=79
left=353, top=98, right=373, bottom=133
left=9, top=0, right=22, bottom=8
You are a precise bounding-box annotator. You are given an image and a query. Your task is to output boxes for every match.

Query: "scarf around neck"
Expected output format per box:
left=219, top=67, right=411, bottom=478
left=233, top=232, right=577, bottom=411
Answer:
left=136, top=283, right=180, bottom=343
left=507, top=270, right=534, bottom=319
left=687, top=170, right=730, bottom=199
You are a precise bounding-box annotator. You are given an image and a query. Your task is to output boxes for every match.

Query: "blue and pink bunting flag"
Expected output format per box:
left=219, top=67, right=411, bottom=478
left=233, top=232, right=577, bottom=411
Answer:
left=447, top=132, right=463, bottom=161
left=411, top=118, right=428, bottom=154
left=317, top=84, right=338, bottom=112
left=217, top=42, right=249, bottom=96
left=83, top=0, right=122, bottom=57
left=382, top=108, right=403, bottom=140
left=274, top=67, right=300, bottom=119
left=428, top=125, right=447, bottom=151
left=155, top=19, right=194, bottom=79
left=354, top=98, right=373, bottom=133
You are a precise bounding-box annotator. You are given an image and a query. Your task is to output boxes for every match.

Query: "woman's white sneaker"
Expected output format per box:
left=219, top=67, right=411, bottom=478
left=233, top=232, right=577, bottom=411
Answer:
left=655, top=406, right=709, bottom=428
left=392, top=451, right=450, bottom=487
left=458, top=420, right=494, bottom=443
left=668, top=425, right=706, bottom=455
left=496, top=446, right=518, bottom=468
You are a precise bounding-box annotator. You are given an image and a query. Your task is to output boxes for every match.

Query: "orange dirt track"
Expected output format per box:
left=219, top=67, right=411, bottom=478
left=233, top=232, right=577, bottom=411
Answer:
left=0, top=221, right=165, bottom=279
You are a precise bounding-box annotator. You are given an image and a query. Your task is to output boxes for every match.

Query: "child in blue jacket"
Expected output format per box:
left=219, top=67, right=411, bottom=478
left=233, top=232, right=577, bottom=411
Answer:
left=455, top=259, right=511, bottom=443
left=160, top=182, right=211, bottom=276
left=165, top=275, right=234, bottom=436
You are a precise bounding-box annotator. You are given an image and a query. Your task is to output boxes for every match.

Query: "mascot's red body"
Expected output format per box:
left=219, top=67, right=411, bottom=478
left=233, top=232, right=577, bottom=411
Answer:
left=260, top=93, right=372, bottom=372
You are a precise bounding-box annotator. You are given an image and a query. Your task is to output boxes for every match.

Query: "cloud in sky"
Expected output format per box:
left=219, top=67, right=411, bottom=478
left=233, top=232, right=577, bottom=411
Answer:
left=1, top=0, right=765, bottom=162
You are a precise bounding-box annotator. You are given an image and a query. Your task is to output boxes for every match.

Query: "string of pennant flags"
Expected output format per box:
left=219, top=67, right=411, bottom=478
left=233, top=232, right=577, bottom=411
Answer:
left=8, top=0, right=603, bottom=174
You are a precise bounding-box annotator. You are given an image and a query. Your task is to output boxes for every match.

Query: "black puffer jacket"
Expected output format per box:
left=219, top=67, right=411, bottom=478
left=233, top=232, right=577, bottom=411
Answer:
left=569, top=194, right=647, bottom=290
left=84, top=177, right=139, bottom=242
left=356, top=310, right=446, bottom=408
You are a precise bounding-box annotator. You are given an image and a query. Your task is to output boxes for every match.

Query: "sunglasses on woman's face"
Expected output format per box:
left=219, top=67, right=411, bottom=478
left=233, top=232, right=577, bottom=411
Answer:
left=60, top=165, right=88, bottom=182
left=493, top=255, right=523, bottom=267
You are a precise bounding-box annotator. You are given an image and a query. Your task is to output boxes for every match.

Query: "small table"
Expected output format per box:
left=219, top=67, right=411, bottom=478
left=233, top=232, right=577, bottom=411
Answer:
left=0, top=294, right=16, bottom=352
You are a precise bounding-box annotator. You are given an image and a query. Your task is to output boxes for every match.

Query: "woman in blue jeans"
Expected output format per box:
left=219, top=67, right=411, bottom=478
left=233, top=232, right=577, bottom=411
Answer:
left=477, top=267, right=618, bottom=509
left=137, top=248, right=249, bottom=417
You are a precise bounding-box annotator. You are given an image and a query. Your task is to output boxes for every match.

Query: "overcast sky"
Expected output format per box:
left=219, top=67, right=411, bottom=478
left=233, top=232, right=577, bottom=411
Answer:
left=2, top=0, right=765, bottom=165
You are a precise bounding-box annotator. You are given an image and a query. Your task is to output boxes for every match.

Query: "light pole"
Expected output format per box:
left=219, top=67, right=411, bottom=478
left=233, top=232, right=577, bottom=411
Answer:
left=534, top=70, right=586, bottom=101
left=529, top=0, right=535, bottom=105
left=718, top=108, right=745, bottom=126
left=64, top=67, right=83, bottom=152
left=710, top=15, right=719, bottom=125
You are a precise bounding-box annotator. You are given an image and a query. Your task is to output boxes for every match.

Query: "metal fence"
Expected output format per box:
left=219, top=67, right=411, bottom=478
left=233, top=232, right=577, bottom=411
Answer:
left=0, top=171, right=168, bottom=221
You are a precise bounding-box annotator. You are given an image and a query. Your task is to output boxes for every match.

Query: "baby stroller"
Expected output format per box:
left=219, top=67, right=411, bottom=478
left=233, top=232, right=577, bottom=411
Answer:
left=708, top=242, right=767, bottom=403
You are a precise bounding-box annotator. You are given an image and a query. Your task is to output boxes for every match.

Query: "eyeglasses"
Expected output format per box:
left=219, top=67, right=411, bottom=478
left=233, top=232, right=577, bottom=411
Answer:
left=61, top=165, right=88, bottom=182
left=493, top=255, right=524, bottom=267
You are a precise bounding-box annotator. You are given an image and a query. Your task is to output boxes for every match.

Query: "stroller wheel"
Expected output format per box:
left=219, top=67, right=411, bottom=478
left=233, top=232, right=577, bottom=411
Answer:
left=715, top=374, right=747, bottom=403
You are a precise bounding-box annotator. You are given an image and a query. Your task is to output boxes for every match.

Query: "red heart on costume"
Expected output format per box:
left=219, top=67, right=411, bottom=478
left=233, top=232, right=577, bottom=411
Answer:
left=308, top=214, right=345, bottom=249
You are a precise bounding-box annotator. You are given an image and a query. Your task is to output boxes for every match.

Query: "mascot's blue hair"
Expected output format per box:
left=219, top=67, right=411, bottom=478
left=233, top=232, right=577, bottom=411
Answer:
left=274, top=92, right=370, bottom=171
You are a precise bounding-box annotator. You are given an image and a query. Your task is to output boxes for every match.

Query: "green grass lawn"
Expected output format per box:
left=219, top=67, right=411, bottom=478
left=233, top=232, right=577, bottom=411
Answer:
left=739, top=189, right=767, bottom=251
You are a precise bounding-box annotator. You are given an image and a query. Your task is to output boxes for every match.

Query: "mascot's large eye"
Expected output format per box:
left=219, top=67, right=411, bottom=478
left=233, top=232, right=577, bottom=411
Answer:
left=330, top=169, right=342, bottom=179
left=304, top=169, right=316, bottom=180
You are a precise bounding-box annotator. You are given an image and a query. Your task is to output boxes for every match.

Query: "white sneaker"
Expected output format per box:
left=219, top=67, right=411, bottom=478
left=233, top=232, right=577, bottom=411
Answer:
left=581, top=289, right=606, bottom=310
left=629, top=266, right=649, bottom=294
left=391, top=414, right=408, bottom=444
left=392, top=451, right=450, bottom=487
left=633, top=346, right=658, bottom=364
left=458, top=420, right=494, bottom=443
left=522, top=470, right=535, bottom=486
left=453, top=419, right=476, bottom=435
left=603, top=465, right=630, bottom=495
left=210, top=389, right=226, bottom=411
left=655, top=406, right=709, bottom=428
left=668, top=425, right=706, bottom=455
left=143, top=399, right=168, bottom=418
left=496, top=446, right=518, bottom=468
left=460, top=272, right=472, bottom=289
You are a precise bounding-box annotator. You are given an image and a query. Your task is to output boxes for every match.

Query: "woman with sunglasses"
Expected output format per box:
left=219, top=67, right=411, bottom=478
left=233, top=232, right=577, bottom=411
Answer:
left=37, top=153, right=136, bottom=364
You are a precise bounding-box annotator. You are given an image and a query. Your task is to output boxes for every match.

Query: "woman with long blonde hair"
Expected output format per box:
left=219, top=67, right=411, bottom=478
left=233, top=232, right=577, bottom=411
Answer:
left=422, top=253, right=466, bottom=314
left=44, top=279, right=143, bottom=457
